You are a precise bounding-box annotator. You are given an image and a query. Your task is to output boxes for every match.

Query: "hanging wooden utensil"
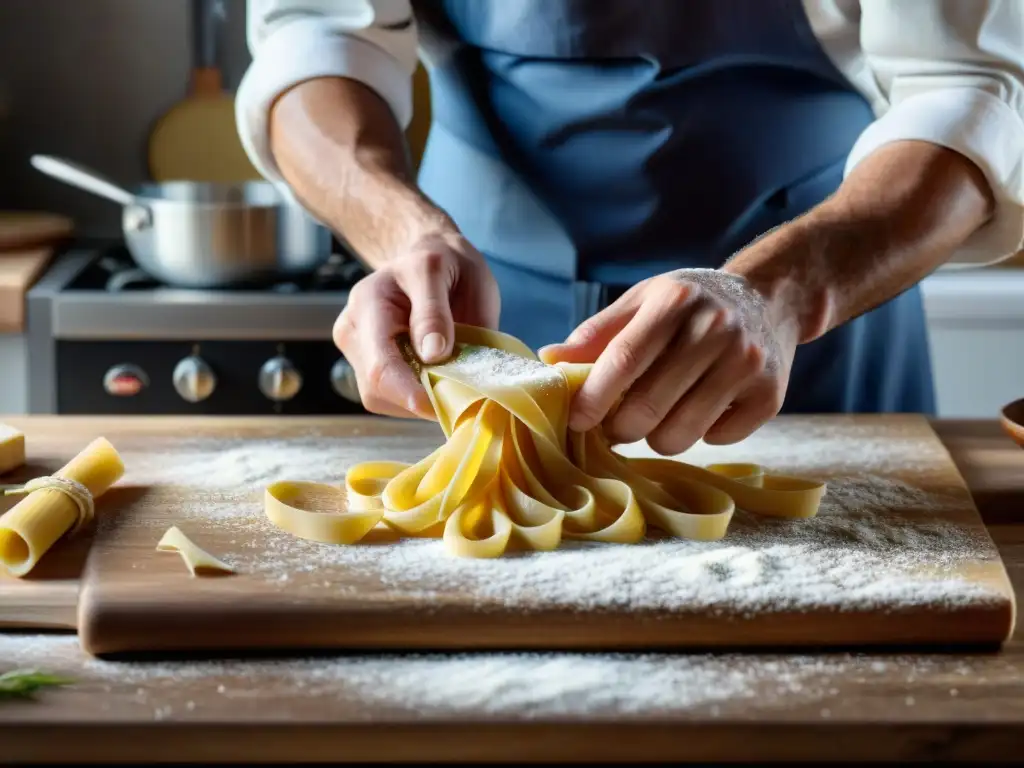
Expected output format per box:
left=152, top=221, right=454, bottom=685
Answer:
left=147, top=0, right=259, bottom=183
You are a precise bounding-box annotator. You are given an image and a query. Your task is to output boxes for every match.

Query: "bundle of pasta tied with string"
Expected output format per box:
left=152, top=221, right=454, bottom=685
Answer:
left=266, top=324, right=826, bottom=558
left=1, top=436, right=124, bottom=577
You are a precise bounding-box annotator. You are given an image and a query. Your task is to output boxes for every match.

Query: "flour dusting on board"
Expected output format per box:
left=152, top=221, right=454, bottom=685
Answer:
left=108, top=418, right=1005, bottom=614
left=188, top=475, right=996, bottom=613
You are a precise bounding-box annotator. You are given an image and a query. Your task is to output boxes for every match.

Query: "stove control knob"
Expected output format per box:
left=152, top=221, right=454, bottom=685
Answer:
left=330, top=358, right=361, bottom=403
left=103, top=364, right=148, bottom=397
left=172, top=356, right=216, bottom=403
left=259, top=356, right=303, bottom=402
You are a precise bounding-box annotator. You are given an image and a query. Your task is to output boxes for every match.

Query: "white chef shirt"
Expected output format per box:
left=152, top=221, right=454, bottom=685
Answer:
left=236, top=0, right=1024, bottom=266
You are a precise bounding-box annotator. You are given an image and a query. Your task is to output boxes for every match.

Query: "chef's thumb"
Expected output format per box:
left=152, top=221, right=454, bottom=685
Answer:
left=405, top=264, right=456, bottom=364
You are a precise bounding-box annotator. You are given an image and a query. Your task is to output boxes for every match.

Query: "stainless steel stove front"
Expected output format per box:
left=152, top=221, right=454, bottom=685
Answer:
left=27, top=250, right=369, bottom=416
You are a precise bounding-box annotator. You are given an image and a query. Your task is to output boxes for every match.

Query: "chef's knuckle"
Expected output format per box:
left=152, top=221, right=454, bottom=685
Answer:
left=603, top=422, right=633, bottom=445
left=720, top=321, right=744, bottom=347
left=726, top=333, right=752, bottom=364
left=411, top=292, right=446, bottom=318
left=689, top=290, right=712, bottom=311
left=742, top=344, right=766, bottom=375
left=410, top=300, right=449, bottom=336
left=572, top=399, right=602, bottom=428
left=620, top=391, right=662, bottom=429
left=346, top=284, right=364, bottom=308
left=568, top=318, right=599, bottom=346
left=364, top=359, right=391, bottom=396
left=332, top=311, right=355, bottom=350
left=347, top=276, right=375, bottom=306
left=737, top=354, right=760, bottom=378
left=659, top=279, right=692, bottom=308
left=607, top=339, right=642, bottom=376
left=419, top=249, right=448, bottom=277
left=359, top=390, right=384, bottom=413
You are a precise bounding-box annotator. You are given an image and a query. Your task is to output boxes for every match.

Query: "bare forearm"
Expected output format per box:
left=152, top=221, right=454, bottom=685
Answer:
left=268, top=77, right=455, bottom=269
left=724, top=140, right=996, bottom=344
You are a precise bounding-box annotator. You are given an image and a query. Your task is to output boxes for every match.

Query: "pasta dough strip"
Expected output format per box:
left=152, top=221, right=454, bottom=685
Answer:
left=265, top=325, right=827, bottom=558
left=156, top=526, right=235, bottom=576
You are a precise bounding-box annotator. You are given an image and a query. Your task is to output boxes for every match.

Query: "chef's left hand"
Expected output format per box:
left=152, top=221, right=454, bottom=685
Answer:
left=539, top=269, right=799, bottom=454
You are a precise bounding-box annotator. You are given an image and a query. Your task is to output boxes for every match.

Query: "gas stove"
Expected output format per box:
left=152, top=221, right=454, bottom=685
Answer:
left=26, top=242, right=371, bottom=415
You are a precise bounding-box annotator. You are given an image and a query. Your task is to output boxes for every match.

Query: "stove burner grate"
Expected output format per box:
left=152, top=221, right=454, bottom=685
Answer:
left=68, top=245, right=367, bottom=293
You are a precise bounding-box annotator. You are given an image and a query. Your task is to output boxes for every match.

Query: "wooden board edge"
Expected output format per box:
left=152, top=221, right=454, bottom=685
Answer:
left=75, top=594, right=1018, bottom=657
left=76, top=556, right=104, bottom=656
left=923, top=421, right=1019, bottom=640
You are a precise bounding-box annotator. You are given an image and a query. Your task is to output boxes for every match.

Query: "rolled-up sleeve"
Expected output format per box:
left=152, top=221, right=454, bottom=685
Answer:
left=236, top=0, right=419, bottom=185
left=845, top=0, right=1024, bottom=265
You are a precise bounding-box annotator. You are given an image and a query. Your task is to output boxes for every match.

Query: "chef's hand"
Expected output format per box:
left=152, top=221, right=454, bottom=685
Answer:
left=333, top=232, right=500, bottom=419
left=539, top=269, right=798, bottom=454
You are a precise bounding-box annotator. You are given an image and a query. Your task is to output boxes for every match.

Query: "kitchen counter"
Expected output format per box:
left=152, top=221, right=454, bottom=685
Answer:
left=921, top=269, right=1024, bottom=417
left=2, top=418, right=1024, bottom=763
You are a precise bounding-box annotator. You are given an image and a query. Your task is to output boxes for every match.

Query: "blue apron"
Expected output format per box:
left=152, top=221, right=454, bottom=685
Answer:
left=414, top=0, right=935, bottom=414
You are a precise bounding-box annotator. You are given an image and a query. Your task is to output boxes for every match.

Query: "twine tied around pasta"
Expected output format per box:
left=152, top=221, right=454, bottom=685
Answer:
left=3, top=476, right=95, bottom=535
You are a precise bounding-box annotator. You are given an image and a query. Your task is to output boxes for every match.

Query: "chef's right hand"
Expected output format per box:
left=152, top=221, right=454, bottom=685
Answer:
left=333, top=232, right=501, bottom=419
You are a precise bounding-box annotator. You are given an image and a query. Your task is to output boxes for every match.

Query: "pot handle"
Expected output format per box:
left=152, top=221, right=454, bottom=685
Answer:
left=30, top=154, right=138, bottom=207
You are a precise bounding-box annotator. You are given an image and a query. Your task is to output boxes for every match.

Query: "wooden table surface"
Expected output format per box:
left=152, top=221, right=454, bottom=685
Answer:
left=3, top=417, right=1024, bottom=763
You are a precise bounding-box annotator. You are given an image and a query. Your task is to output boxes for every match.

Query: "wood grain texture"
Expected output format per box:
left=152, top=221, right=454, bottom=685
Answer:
left=0, top=248, right=53, bottom=333
left=7, top=414, right=1010, bottom=656
left=937, top=419, right=1024, bottom=525
left=1, top=418, right=1024, bottom=763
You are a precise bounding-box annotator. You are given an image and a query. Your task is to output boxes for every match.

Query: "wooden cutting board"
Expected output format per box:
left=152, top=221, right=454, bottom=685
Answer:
left=57, top=414, right=1014, bottom=657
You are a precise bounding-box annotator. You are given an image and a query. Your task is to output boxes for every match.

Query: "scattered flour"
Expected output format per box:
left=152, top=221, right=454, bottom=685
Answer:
left=104, top=418, right=1003, bottom=616
left=188, top=474, right=998, bottom=614
left=0, top=633, right=998, bottom=719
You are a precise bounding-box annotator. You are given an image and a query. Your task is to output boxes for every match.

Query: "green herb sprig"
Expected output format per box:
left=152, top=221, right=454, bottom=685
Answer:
left=0, top=669, right=74, bottom=700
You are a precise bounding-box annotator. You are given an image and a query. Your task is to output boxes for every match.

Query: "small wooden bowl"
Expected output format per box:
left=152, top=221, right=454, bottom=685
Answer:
left=1000, top=398, right=1024, bottom=448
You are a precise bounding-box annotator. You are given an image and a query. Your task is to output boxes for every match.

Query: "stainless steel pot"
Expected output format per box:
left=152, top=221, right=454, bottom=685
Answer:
left=30, top=154, right=332, bottom=288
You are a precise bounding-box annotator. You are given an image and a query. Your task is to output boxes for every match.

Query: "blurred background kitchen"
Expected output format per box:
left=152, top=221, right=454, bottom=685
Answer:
left=0, top=0, right=1019, bottom=419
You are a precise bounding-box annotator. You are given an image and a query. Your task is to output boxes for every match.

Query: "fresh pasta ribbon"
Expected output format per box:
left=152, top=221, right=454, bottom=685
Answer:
left=266, top=325, right=826, bottom=558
